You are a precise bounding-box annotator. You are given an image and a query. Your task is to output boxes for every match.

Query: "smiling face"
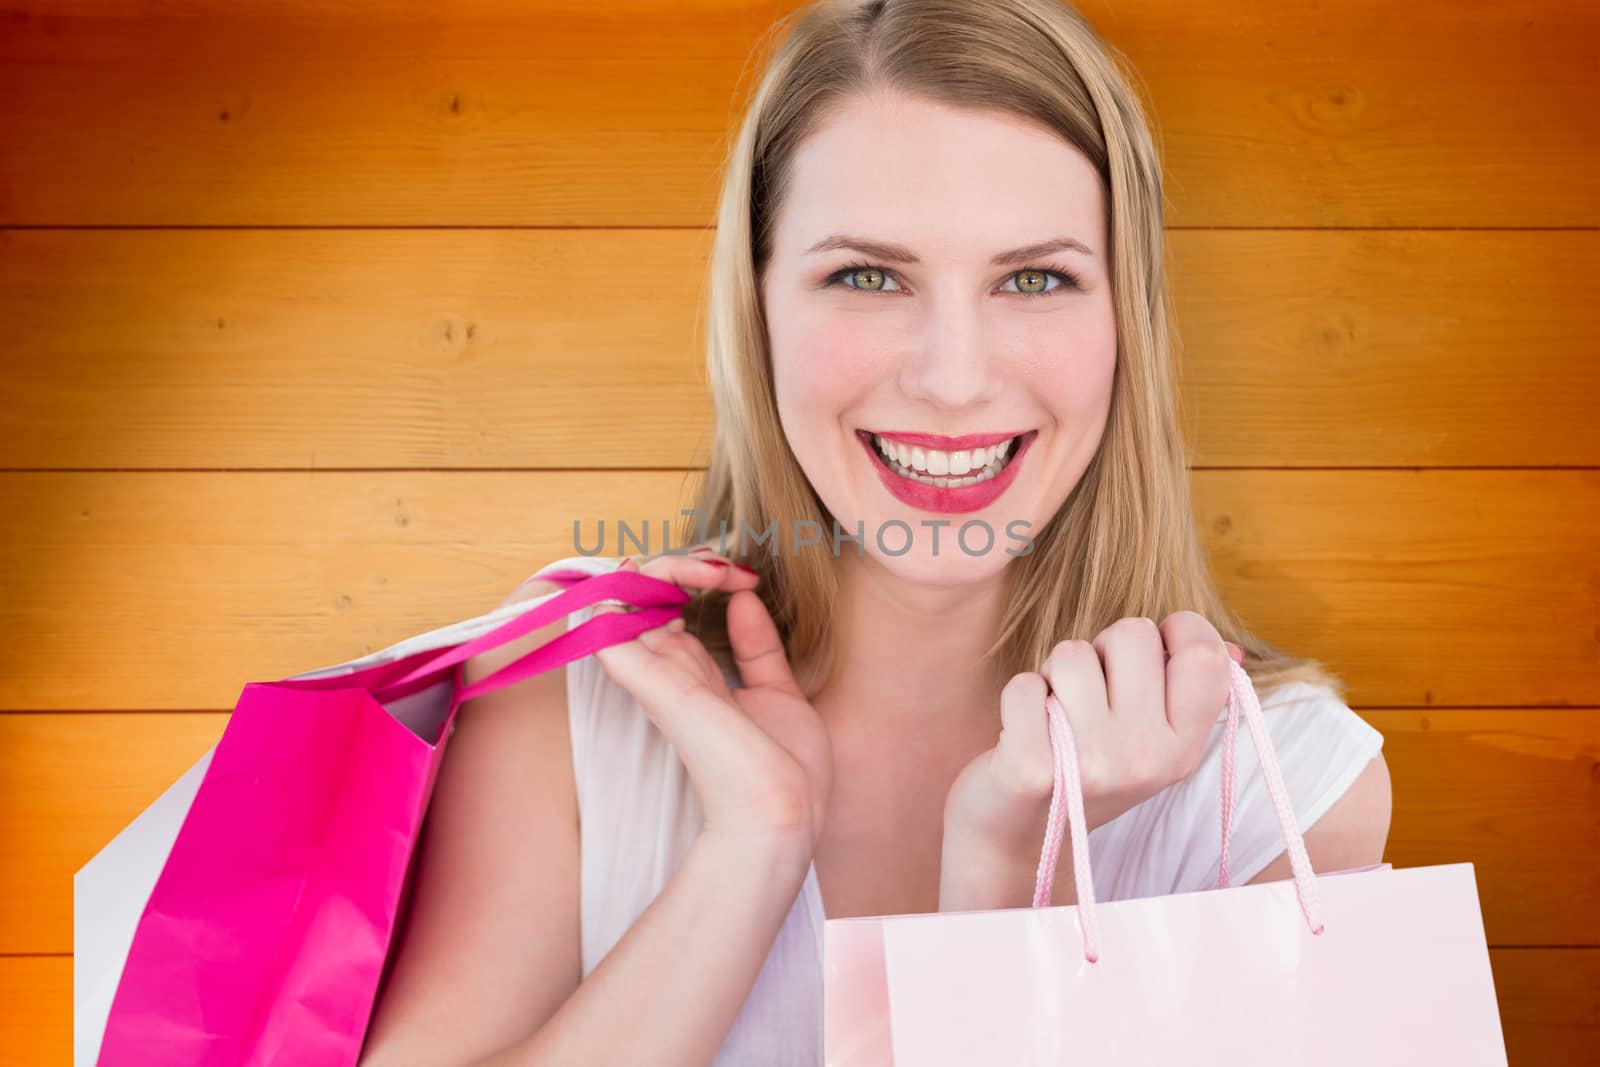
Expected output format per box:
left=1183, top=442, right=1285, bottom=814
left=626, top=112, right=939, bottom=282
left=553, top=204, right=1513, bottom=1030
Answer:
left=760, top=88, right=1118, bottom=580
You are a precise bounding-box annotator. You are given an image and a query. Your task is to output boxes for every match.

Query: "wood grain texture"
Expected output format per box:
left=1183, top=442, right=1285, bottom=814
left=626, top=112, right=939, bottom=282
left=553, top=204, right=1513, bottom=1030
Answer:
left=3, top=0, right=1593, bottom=1059
left=2, top=470, right=1595, bottom=711
left=1193, top=469, right=1600, bottom=709
left=1364, top=709, right=1600, bottom=948
left=2, top=228, right=1595, bottom=469
left=6, top=713, right=230, bottom=956
left=1488, top=948, right=1600, bottom=1065
left=1, top=1, right=1595, bottom=226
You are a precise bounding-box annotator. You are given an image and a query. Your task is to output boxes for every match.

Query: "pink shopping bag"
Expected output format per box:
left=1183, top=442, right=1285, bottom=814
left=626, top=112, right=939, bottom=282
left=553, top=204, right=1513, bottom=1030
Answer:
left=86, top=565, right=686, bottom=1067
left=824, top=659, right=1509, bottom=1065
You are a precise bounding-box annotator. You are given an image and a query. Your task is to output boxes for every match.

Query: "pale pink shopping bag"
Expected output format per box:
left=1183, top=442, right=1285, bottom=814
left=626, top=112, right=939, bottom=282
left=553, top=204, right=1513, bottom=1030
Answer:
left=86, top=565, right=685, bottom=1067
left=824, top=659, right=1509, bottom=1065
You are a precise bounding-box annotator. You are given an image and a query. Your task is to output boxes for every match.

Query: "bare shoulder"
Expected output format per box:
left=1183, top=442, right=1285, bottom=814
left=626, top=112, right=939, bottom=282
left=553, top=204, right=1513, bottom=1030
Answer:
left=358, top=570, right=583, bottom=1064
left=1246, top=752, right=1392, bottom=885
left=463, top=572, right=581, bottom=694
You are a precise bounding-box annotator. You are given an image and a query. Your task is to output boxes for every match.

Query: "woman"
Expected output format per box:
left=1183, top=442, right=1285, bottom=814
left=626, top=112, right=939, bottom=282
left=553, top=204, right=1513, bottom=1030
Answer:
left=361, top=1, right=1391, bottom=1063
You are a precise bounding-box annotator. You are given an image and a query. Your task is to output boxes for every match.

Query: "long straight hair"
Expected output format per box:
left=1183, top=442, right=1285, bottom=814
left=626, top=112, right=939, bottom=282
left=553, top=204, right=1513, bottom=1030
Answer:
left=675, top=0, right=1347, bottom=706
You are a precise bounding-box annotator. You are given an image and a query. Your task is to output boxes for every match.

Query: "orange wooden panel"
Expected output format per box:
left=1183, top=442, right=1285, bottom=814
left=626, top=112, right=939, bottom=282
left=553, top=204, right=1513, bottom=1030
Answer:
left=7, top=709, right=1595, bottom=955
left=0, top=955, right=69, bottom=1067
left=2, top=713, right=229, bottom=955
left=0, top=1, right=1594, bottom=227
left=1193, top=469, right=1600, bottom=709
left=2, top=228, right=1593, bottom=469
left=0, top=471, right=698, bottom=711
left=0, top=227, right=717, bottom=470
left=1, top=470, right=1594, bottom=711
left=1491, top=948, right=1600, bottom=1065
left=2, top=949, right=1596, bottom=1063
left=1365, top=709, right=1600, bottom=947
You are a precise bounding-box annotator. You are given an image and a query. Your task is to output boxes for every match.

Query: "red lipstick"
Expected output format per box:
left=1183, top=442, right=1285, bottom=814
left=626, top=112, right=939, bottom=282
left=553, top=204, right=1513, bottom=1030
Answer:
left=866, top=429, right=1022, bottom=451
left=856, top=429, right=1037, bottom=516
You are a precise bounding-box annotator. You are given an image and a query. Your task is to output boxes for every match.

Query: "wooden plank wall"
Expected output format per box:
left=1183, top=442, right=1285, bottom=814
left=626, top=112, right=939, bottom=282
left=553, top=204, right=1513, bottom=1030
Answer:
left=2, top=1, right=1596, bottom=1062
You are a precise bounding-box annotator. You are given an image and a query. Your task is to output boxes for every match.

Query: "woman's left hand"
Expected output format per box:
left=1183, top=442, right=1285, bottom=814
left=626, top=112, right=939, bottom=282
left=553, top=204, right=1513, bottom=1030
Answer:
left=938, top=612, right=1244, bottom=911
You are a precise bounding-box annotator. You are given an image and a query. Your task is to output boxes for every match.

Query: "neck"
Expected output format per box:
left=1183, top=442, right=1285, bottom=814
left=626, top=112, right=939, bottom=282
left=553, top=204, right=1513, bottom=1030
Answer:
left=800, top=549, right=1012, bottom=729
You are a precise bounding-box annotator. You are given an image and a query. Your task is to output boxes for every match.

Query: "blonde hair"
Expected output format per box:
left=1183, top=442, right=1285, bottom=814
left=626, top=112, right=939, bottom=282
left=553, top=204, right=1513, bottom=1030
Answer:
left=675, top=0, right=1348, bottom=707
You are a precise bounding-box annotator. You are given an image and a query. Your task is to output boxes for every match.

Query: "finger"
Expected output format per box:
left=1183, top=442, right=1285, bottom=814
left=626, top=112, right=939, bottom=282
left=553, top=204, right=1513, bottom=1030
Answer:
left=634, top=548, right=760, bottom=597
left=588, top=556, right=636, bottom=618
left=1036, top=641, right=1112, bottom=793
left=634, top=626, right=714, bottom=678
left=1156, top=611, right=1233, bottom=746
left=592, top=566, right=735, bottom=712
left=606, top=558, right=707, bottom=656
left=726, top=588, right=804, bottom=698
left=1164, top=641, right=1242, bottom=663
left=1089, top=617, right=1165, bottom=724
left=993, top=672, right=1055, bottom=797
left=593, top=633, right=771, bottom=793
left=590, top=554, right=733, bottom=627
left=1037, top=639, right=1110, bottom=727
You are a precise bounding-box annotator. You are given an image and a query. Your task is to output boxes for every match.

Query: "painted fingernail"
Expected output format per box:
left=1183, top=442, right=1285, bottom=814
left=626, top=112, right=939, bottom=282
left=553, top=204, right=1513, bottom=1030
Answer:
left=700, top=559, right=729, bottom=569
left=734, top=563, right=758, bottom=575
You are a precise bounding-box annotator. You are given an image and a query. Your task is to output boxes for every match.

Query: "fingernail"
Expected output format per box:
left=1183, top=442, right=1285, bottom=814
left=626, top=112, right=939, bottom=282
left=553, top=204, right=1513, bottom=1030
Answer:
left=701, top=559, right=729, bottom=569
left=734, top=563, right=758, bottom=575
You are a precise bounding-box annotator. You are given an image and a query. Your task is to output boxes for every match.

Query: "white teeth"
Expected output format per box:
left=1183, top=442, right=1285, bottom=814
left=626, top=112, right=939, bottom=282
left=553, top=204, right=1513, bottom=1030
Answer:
left=871, top=433, right=1020, bottom=488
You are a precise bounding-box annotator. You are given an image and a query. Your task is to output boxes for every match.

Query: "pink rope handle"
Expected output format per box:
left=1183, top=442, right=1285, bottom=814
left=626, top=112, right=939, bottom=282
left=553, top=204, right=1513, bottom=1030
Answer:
left=1033, top=689, right=1101, bottom=960
left=370, top=565, right=688, bottom=706
left=1215, top=658, right=1326, bottom=933
left=1029, top=658, right=1326, bottom=963
left=1219, top=683, right=1242, bottom=887
left=1215, top=666, right=1320, bottom=916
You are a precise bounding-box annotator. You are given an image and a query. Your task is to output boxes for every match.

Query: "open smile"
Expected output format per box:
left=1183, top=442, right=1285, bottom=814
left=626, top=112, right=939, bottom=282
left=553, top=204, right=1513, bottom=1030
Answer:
left=855, top=428, right=1039, bottom=514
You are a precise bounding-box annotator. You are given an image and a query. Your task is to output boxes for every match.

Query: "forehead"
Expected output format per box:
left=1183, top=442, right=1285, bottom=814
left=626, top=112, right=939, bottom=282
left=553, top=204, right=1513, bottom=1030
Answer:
left=775, top=91, right=1106, bottom=259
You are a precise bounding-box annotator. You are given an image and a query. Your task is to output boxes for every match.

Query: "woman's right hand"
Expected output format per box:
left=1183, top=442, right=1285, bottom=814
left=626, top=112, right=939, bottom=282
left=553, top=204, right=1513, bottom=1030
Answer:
left=589, top=548, right=834, bottom=855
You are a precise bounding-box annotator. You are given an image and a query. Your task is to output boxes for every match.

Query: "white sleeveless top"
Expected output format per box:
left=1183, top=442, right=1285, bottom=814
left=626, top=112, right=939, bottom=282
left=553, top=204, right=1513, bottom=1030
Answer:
left=534, top=554, right=1386, bottom=1065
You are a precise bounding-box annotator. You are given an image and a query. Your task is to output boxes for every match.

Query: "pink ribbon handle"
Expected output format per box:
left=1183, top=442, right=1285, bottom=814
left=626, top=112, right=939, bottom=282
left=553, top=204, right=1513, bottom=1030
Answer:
left=1030, top=658, right=1327, bottom=964
left=370, top=567, right=689, bottom=707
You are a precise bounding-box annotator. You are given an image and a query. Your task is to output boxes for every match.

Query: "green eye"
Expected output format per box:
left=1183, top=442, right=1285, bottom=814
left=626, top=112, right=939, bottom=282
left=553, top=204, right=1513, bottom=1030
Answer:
left=1015, top=270, right=1048, bottom=293
left=825, top=262, right=1081, bottom=296
left=846, top=267, right=887, bottom=290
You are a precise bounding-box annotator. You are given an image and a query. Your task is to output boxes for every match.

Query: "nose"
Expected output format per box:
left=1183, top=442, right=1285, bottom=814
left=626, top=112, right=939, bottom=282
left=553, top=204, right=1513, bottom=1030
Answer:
left=898, top=300, right=1003, bottom=411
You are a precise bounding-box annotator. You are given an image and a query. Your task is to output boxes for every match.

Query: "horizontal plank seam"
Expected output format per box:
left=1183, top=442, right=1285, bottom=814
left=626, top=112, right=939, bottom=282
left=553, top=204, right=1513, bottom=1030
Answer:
left=0, top=952, right=70, bottom=959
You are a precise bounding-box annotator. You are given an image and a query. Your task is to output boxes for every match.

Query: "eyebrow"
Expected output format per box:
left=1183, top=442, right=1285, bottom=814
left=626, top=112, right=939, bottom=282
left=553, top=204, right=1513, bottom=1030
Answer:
left=803, top=233, right=1096, bottom=265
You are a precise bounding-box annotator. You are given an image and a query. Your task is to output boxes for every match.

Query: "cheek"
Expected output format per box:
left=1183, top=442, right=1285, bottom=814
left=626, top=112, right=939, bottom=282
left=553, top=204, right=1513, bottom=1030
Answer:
left=774, top=314, right=886, bottom=411
left=1013, top=303, right=1117, bottom=413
